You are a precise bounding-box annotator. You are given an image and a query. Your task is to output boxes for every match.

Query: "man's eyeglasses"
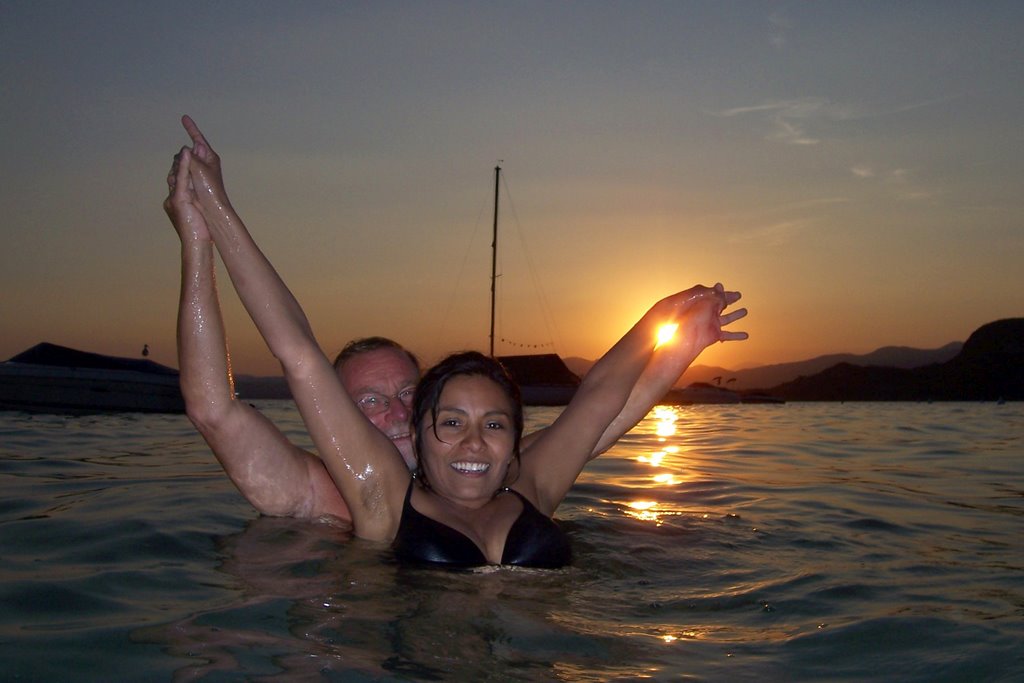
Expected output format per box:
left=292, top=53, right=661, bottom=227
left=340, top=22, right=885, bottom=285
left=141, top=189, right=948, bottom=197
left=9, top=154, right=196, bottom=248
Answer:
left=355, top=388, right=415, bottom=416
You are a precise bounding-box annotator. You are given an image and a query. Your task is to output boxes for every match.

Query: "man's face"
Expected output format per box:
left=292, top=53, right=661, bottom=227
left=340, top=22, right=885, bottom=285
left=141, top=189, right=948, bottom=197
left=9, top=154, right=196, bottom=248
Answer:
left=337, top=347, right=419, bottom=470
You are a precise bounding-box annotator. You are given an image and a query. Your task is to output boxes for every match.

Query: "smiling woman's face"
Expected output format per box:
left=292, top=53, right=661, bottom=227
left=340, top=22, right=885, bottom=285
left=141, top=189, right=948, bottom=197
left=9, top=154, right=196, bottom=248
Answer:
left=416, top=374, right=516, bottom=508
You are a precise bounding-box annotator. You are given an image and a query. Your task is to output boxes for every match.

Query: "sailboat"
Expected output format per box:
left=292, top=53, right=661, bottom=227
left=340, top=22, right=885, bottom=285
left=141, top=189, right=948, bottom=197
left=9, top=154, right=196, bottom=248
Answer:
left=488, top=166, right=580, bottom=406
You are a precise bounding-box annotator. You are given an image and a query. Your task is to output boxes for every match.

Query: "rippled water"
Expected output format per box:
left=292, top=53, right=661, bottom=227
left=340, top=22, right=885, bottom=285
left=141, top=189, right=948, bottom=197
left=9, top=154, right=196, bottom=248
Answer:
left=1, top=402, right=1022, bottom=681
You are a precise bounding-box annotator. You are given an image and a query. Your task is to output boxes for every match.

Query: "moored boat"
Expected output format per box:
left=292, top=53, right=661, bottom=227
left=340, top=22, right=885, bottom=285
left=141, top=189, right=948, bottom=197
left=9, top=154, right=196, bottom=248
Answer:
left=487, top=166, right=579, bottom=406
left=496, top=353, right=579, bottom=406
left=0, top=343, right=186, bottom=414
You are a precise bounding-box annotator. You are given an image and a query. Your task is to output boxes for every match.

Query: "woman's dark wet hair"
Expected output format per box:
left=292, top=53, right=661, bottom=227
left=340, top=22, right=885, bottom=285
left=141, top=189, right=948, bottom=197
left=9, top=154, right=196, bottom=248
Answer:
left=412, top=351, right=523, bottom=490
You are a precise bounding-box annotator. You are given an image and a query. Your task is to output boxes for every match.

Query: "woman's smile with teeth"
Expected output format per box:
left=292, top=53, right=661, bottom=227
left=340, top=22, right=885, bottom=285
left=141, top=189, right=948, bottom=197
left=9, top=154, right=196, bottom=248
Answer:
left=451, top=461, right=490, bottom=474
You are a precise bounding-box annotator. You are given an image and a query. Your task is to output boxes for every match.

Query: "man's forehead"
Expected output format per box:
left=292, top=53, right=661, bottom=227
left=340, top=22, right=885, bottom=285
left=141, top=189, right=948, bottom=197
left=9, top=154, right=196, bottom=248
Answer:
left=338, top=348, right=419, bottom=392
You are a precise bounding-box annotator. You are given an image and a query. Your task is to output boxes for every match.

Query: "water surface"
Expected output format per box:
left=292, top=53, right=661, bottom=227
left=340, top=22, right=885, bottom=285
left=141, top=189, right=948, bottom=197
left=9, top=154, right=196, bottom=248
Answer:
left=1, top=402, right=1021, bottom=681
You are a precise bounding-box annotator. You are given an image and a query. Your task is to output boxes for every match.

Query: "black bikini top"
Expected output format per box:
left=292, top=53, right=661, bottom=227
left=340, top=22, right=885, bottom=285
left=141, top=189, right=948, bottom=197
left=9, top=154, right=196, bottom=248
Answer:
left=392, top=481, right=571, bottom=569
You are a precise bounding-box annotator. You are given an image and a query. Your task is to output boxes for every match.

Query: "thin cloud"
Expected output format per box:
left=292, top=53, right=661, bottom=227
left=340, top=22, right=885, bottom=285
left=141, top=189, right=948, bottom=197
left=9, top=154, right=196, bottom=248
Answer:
left=719, top=98, right=823, bottom=118
left=717, top=98, right=847, bottom=146
left=886, top=169, right=909, bottom=183
left=897, top=190, right=933, bottom=201
left=729, top=219, right=811, bottom=248
left=886, top=171, right=933, bottom=200
left=889, top=94, right=967, bottom=115
left=709, top=197, right=849, bottom=224
left=851, top=165, right=874, bottom=178
left=773, top=117, right=818, bottom=145
left=768, top=10, right=792, bottom=49
left=852, top=165, right=932, bottom=200
left=776, top=197, right=851, bottom=211
left=718, top=95, right=961, bottom=148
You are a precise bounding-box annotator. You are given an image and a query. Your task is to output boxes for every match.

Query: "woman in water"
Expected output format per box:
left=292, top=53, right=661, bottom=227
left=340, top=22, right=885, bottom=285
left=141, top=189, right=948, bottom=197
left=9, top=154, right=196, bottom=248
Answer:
left=169, top=116, right=747, bottom=568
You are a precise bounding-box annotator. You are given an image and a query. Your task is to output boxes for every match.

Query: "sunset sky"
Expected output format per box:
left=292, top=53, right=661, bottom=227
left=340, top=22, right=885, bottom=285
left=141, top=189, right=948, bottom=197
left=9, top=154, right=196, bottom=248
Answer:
left=2, top=2, right=1022, bottom=376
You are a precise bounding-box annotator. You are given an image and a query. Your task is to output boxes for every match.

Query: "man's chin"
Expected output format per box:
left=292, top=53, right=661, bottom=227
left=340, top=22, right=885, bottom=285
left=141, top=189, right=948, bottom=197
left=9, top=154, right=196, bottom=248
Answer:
left=392, top=435, right=416, bottom=470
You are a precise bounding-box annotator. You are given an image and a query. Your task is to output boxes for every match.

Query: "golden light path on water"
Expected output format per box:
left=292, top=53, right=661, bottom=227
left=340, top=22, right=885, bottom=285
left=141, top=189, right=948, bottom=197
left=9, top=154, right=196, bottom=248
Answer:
left=624, top=406, right=694, bottom=526
left=561, top=403, right=796, bottom=655
left=617, top=407, right=734, bottom=651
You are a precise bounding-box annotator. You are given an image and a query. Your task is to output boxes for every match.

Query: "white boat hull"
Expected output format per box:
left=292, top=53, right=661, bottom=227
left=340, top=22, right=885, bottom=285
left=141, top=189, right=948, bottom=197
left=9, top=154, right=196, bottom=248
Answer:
left=0, top=363, right=185, bottom=414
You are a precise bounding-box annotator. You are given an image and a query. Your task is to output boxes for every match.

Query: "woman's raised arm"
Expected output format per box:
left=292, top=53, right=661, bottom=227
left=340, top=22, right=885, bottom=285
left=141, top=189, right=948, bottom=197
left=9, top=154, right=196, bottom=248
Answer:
left=519, top=284, right=747, bottom=515
left=590, top=284, right=747, bottom=456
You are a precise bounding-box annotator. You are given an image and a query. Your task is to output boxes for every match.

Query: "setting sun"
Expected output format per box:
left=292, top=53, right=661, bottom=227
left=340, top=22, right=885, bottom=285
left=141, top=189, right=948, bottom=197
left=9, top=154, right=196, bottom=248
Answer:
left=656, top=323, right=678, bottom=347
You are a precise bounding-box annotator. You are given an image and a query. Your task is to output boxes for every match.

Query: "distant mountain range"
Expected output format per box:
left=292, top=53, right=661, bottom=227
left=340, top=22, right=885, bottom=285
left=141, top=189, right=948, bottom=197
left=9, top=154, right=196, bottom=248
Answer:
left=565, top=318, right=1021, bottom=402
left=236, top=318, right=1022, bottom=402
left=564, top=342, right=964, bottom=392
left=768, top=318, right=1022, bottom=401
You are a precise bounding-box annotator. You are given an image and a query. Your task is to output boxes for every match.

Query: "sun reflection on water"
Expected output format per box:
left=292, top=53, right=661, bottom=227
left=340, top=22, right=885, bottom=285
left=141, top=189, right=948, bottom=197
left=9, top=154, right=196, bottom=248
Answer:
left=621, top=406, right=694, bottom=525
left=624, top=500, right=674, bottom=525
left=653, top=406, right=678, bottom=437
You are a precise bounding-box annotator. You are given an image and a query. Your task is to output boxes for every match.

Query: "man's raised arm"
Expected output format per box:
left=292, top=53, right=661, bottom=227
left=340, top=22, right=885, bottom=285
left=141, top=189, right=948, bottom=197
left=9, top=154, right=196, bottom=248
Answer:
left=165, top=145, right=349, bottom=523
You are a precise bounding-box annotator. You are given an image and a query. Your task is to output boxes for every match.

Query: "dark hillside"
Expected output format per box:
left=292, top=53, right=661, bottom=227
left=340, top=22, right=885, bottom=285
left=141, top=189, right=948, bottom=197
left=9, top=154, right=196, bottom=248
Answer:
left=771, top=319, right=1023, bottom=401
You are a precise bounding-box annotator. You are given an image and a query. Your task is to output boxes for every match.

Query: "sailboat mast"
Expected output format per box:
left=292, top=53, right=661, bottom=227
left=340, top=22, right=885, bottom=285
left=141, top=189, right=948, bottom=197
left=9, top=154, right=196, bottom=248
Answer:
left=489, top=165, right=500, bottom=357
